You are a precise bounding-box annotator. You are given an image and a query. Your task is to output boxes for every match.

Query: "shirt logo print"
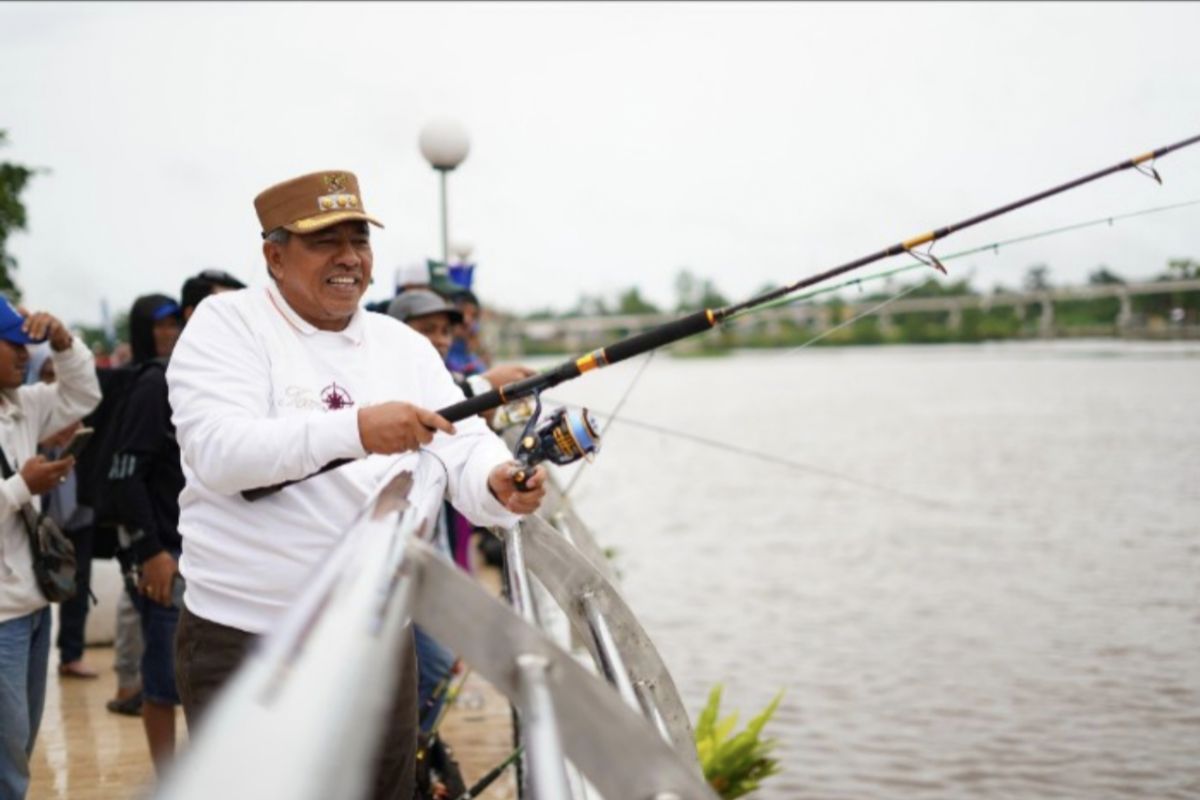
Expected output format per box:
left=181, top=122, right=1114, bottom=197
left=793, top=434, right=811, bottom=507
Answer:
left=320, top=382, right=355, bottom=411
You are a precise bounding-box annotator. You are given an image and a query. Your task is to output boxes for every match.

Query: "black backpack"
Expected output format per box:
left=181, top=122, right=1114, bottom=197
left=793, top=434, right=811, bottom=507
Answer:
left=76, top=359, right=166, bottom=559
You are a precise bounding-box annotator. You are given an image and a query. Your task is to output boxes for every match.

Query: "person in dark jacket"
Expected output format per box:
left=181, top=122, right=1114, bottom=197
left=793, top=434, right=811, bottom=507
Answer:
left=111, top=292, right=183, bottom=774
left=179, top=269, right=246, bottom=322
left=113, top=273, right=245, bottom=776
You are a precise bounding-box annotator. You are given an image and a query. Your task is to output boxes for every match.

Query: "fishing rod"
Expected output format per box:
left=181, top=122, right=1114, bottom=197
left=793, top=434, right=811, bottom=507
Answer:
left=554, top=196, right=1200, bottom=504
left=419, top=660, right=468, bottom=733
left=451, top=746, right=523, bottom=800
left=726, top=196, right=1200, bottom=321
left=243, top=133, right=1200, bottom=501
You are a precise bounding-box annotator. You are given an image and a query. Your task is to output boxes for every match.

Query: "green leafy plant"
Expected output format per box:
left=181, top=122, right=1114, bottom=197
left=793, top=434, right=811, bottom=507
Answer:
left=694, top=684, right=783, bottom=799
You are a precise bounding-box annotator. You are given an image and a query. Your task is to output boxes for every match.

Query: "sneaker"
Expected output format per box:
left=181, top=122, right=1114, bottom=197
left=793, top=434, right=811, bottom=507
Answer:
left=106, top=691, right=143, bottom=716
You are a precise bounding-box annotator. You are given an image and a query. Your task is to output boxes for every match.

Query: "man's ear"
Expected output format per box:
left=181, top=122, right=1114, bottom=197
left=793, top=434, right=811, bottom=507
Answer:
left=263, top=241, right=283, bottom=281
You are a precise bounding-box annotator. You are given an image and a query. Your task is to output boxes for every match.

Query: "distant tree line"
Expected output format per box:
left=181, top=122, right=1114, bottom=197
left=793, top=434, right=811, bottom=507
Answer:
left=524, top=268, right=734, bottom=320
left=524, top=262, right=1200, bottom=321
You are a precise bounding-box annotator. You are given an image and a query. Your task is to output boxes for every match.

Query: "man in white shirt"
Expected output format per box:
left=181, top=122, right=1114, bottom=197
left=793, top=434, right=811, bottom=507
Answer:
left=0, top=299, right=101, bottom=799
left=167, top=170, right=546, bottom=800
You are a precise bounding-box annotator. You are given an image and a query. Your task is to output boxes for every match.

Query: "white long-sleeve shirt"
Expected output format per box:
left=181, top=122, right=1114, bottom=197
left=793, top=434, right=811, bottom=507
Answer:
left=167, top=284, right=519, bottom=634
left=0, top=338, right=102, bottom=623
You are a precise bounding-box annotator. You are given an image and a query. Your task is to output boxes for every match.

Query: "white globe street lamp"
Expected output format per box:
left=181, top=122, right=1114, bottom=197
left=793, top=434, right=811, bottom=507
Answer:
left=419, top=118, right=471, bottom=271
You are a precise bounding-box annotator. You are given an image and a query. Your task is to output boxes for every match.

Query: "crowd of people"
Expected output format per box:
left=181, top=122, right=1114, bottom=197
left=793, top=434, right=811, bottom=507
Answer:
left=0, top=168, right=545, bottom=799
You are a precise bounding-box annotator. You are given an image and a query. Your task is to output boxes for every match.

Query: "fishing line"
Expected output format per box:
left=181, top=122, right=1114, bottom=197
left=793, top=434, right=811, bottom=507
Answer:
left=559, top=349, right=657, bottom=500
left=778, top=282, right=926, bottom=354
left=544, top=395, right=957, bottom=511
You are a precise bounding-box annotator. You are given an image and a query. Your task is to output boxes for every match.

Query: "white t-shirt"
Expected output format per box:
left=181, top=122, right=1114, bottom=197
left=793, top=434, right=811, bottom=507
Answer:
left=167, top=284, right=519, bottom=634
left=0, top=339, right=101, bottom=623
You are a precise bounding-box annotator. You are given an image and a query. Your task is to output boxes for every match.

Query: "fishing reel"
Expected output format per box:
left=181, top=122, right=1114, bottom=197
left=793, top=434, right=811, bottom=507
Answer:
left=512, top=396, right=601, bottom=491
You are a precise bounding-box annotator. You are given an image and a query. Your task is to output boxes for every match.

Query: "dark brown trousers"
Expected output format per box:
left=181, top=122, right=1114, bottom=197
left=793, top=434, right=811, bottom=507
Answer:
left=175, top=605, right=418, bottom=800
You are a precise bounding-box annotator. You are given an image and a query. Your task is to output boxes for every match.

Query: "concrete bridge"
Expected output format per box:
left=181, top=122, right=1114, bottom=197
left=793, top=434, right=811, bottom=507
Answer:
left=870, top=277, right=1200, bottom=339
left=484, top=278, right=1200, bottom=355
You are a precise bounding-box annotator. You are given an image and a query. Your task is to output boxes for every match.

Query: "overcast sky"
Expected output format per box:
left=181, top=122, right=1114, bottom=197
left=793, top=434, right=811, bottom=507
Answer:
left=2, top=1, right=1199, bottom=328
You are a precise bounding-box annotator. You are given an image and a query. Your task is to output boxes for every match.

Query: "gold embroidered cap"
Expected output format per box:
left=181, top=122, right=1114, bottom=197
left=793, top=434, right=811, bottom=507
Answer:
left=254, top=170, right=384, bottom=235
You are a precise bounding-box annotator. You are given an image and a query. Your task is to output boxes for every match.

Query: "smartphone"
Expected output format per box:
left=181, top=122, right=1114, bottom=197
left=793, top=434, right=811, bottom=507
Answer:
left=60, top=426, right=94, bottom=460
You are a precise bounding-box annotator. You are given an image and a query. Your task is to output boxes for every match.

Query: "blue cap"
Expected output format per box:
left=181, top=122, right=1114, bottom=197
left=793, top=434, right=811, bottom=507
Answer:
left=152, top=301, right=182, bottom=321
left=0, top=297, right=43, bottom=345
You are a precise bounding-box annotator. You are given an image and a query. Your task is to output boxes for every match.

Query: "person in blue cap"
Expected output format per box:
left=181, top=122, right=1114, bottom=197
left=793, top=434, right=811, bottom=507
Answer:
left=0, top=296, right=101, bottom=799
left=108, top=276, right=243, bottom=774
left=108, top=292, right=186, bottom=775
left=25, top=344, right=101, bottom=682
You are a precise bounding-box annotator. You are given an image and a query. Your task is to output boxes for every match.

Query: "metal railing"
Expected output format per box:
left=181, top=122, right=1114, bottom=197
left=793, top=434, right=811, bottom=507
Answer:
left=157, top=454, right=716, bottom=800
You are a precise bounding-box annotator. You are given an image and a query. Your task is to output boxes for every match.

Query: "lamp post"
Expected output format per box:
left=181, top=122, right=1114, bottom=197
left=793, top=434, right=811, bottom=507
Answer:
left=418, top=117, right=471, bottom=272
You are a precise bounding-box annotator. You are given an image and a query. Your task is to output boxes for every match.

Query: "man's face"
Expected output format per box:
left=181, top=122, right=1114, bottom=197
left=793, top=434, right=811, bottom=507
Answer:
left=264, top=221, right=373, bottom=331
left=407, top=312, right=454, bottom=359
left=0, top=341, right=29, bottom=390
left=154, top=317, right=182, bottom=359
left=458, top=300, right=479, bottom=331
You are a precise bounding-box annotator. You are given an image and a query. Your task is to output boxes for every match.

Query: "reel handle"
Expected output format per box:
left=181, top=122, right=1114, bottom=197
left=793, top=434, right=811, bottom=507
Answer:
left=513, top=464, right=535, bottom=493
left=512, top=431, right=541, bottom=493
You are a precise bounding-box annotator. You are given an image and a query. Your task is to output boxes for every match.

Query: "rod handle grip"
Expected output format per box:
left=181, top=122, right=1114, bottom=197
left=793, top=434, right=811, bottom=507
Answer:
left=437, top=364, right=573, bottom=422
left=602, top=309, right=715, bottom=365
left=438, top=389, right=503, bottom=424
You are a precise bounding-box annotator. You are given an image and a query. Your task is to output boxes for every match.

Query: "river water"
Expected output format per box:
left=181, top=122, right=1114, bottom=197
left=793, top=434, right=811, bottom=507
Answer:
left=539, top=340, right=1200, bottom=800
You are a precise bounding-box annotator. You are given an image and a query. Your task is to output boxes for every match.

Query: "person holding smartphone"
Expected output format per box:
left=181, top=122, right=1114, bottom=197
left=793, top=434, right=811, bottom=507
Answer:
left=0, top=298, right=101, bottom=800
left=26, top=344, right=99, bottom=681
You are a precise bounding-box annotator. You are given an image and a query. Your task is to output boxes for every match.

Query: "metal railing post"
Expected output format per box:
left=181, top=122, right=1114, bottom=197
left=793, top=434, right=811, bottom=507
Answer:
left=504, top=526, right=538, bottom=626
left=515, top=654, right=574, bottom=800
left=580, top=593, right=641, bottom=712
left=634, top=680, right=674, bottom=745
left=502, top=525, right=543, bottom=798
left=518, top=515, right=700, bottom=765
